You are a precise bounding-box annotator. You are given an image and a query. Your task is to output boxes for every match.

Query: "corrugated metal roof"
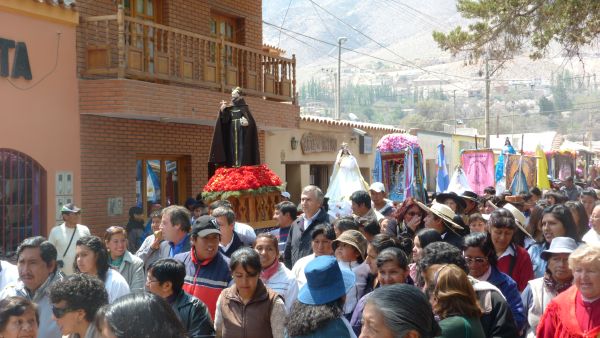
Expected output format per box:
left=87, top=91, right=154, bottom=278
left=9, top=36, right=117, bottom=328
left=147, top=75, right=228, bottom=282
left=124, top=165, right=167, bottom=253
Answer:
left=300, top=115, right=405, bottom=133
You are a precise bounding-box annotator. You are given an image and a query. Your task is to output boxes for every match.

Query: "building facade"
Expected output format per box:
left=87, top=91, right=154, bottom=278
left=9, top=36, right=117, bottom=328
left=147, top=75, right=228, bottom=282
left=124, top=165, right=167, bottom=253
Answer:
left=76, top=0, right=299, bottom=232
left=0, top=0, right=79, bottom=255
left=265, top=116, right=404, bottom=204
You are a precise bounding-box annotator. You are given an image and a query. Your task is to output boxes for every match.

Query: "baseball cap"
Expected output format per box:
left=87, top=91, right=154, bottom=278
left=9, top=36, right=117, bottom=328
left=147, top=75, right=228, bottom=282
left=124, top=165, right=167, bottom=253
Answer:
left=191, top=215, right=221, bottom=238
left=369, top=182, right=385, bottom=193
left=281, top=191, right=291, bottom=199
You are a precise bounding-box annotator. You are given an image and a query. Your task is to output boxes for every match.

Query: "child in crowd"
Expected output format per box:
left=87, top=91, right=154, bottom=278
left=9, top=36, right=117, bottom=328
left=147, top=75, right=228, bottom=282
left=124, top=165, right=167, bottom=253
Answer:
left=468, top=213, right=487, bottom=233
left=332, top=229, right=370, bottom=319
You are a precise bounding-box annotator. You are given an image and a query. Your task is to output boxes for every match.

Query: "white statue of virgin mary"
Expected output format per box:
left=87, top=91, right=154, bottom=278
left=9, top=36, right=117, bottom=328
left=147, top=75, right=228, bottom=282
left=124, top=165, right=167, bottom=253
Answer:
left=325, top=143, right=369, bottom=217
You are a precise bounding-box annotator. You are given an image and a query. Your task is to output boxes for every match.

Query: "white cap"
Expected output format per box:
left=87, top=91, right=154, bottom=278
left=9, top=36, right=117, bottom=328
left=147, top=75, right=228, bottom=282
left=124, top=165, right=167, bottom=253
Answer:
left=369, top=182, right=385, bottom=193
left=281, top=191, right=291, bottom=199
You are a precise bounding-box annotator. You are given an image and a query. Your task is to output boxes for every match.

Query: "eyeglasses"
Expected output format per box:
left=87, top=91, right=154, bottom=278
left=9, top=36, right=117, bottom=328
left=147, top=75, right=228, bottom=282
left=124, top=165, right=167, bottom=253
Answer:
left=464, top=257, right=488, bottom=265
left=52, top=305, right=75, bottom=319
left=407, top=212, right=420, bottom=216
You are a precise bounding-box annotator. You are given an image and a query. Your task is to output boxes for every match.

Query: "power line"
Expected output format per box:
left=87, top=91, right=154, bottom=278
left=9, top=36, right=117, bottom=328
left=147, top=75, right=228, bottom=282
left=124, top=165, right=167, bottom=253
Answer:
left=277, top=0, right=295, bottom=48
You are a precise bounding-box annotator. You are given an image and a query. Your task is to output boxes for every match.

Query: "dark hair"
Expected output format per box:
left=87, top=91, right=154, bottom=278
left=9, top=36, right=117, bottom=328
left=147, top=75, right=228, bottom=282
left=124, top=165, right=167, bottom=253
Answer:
left=468, top=213, right=486, bottom=224
left=333, top=216, right=359, bottom=233
left=211, top=207, right=235, bottom=225
left=529, top=187, right=542, bottom=197
left=104, top=226, right=127, bottom=243
left=488, top=208, right=516, bottom=230
left=95, top=293, right=186, bottom=338
left=416, top=228, right=442, bottom=250
left=544, top=191, right=568, bottom=205
left=350, top=190, right=371, bottom=209
left=528, top=200, right=550, bottom=241
left=483, top=186, right=496, bottom=195
left=360, top=218, right=381, bottom=237
left=311, top=224, right=335, bottom=241
left=16, top=236, right=57, bottom=272
left=463, top=232, right=497, bottom=266
left=230, top=247, right=262, bottom=276
left=49, top=273, right=108, bottom=322
left=376, top=247, right=408, bottom=270
left=128, top=206, right=143, bottom=220
left=565, top=201, right=590, bottom=239
left=366, top=284, right=441, bottom=338
left=370, top=234, right=399, bottom=254
left=0, top=297, right=38, bottom=332
left=74, top=236, right=110, bottom=282
left=161, top=205, right=192, bottom=232
left=582, top=188, right=598, bottom=200
left=254, top=232, right=279, bottom=252
left=149, top=259, right=186, bottom=295
left=275, top=201, right=297, bottom=219
left=286, top=298, right=345, bottom=336
left=418, top=242, right=468, bottom=274
left=542, top=204, right=580, bottom=242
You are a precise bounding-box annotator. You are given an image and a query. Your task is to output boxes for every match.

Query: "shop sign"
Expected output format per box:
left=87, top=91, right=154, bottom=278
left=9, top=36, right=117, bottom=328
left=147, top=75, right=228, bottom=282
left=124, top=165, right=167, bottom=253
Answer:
left=0, top=38, right=32, bottom=80
left=300, top=133, right=338, bottom=154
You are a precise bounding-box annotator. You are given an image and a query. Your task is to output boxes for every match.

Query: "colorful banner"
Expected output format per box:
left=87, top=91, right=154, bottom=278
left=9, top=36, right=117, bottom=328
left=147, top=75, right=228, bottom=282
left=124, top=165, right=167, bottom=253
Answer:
left=436, top=143, right=449, bottom=193
left=461, top=150, right=495, bottom=195
left=506, top=155, right=537, bottom=192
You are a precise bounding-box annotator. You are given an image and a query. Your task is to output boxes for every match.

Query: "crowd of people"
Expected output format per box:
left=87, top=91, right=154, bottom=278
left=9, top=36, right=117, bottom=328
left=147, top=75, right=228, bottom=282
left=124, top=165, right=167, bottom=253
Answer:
left=1, top=173, right=600, bottom=338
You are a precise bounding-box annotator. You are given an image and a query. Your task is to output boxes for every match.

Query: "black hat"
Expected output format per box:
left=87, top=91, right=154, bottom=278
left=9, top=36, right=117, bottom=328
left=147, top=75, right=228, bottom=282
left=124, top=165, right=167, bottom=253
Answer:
left=435, top=192, right=467, bottom=211
left=461, top=191, right=479, bottom=203
left=191, top=215, right=221, bottom=238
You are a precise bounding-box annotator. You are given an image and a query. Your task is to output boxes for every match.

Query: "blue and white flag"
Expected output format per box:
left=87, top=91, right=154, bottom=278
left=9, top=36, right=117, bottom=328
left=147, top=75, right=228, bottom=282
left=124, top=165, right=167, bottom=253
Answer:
left=146, top=161, right=161, bottom=203
left=436, top=143, right=449, bottom=193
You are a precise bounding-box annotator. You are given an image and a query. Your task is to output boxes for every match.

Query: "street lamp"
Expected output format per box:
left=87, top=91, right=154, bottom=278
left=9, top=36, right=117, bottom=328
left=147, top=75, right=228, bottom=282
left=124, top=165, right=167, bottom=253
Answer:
left=337, top=37, right=347, bottom=120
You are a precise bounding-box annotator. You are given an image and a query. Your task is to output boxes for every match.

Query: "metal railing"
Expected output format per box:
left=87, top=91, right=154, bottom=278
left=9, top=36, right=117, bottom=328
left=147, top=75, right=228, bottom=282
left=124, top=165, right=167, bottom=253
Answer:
left=80, top=7, right=297, bottom=103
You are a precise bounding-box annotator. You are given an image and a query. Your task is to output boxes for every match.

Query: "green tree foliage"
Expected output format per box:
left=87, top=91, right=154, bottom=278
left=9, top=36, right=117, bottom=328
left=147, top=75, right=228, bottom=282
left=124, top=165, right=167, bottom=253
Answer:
left=538, top=96, right=555, bottom=115
left=432, top=1, right=600, bottom=60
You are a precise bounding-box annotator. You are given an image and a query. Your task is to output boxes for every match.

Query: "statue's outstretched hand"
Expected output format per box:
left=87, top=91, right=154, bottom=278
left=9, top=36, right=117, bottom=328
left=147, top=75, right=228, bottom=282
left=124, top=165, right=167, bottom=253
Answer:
left=219, top=100, right=227, bottom=111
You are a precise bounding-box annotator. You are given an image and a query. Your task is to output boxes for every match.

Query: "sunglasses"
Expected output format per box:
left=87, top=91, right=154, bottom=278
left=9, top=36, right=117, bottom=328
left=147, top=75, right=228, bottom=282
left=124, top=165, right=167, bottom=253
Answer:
left=52, top=305, right=75, bottom=319
left=407, top=212, right=420, bottom=216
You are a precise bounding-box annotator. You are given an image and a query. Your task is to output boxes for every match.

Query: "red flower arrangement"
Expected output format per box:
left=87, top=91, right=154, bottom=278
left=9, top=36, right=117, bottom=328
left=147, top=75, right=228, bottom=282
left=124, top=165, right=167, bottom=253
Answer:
left=203, top=164, right=283, bottom=193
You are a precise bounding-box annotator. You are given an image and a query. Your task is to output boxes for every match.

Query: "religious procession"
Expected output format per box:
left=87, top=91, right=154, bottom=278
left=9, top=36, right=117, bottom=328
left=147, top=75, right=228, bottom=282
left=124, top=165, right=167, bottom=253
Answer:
left=4, top=1, right=600, bottom=338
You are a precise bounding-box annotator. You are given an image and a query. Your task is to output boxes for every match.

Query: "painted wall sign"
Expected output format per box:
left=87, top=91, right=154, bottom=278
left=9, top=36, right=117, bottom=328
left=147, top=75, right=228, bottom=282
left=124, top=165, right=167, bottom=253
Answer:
left=0, top=37, right=32, bottom=80
left=300, top=133, right=338, bottom=154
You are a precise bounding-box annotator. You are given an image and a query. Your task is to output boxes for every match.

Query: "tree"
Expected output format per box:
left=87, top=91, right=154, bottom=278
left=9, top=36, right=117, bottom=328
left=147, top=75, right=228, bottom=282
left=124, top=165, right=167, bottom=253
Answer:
left=538, top=96, right=555, bottom=116
left=432, top=1, right=600, bottom=60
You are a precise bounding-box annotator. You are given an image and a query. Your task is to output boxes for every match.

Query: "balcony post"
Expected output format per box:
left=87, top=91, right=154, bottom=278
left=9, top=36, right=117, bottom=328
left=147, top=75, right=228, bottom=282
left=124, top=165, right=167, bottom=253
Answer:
left=219, top=37, right=226, bottom=92
left=292, top=54, right=297, bottom=105
left=117, top=5, right=125, bottom=78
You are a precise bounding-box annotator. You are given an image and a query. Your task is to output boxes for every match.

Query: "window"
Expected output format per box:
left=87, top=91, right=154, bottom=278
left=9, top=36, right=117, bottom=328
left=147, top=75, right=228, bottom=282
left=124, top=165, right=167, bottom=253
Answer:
left=136, top=156, right=187, bottom=215
left=0, top=149, right=46, bottom=257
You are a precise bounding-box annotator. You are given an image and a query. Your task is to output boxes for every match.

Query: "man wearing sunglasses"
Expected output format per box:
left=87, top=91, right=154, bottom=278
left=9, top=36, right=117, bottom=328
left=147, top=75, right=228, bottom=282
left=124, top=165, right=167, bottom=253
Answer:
left=0, top=236, right=64, bottom=338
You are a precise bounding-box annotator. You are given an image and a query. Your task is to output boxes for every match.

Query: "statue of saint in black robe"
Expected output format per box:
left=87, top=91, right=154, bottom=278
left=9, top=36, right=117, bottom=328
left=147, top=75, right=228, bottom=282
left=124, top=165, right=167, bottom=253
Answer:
left=208, top=87, right=260, bottom=174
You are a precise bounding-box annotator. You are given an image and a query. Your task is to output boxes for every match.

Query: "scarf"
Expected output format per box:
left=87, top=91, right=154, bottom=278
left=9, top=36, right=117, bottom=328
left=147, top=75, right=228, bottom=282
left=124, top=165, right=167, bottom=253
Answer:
left=260, top=260, right=279, bottom=282
left=543, top=272, right=573, bottom=294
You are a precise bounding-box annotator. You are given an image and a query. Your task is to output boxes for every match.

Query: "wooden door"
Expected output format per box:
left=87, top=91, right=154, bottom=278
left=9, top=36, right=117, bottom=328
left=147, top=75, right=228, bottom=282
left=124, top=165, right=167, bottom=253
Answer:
left=206, top=14, right=239, bottom=85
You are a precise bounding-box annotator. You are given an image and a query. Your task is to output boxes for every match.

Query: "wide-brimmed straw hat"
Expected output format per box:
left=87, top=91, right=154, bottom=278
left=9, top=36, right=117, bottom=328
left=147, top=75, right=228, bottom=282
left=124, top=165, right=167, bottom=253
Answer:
left=502, top=203, right=532, bottom=238
left=417, top=201, right=464, bottom=231
left=435, top=192, right=467, bottom=211
left=298, top=255, right=356, bottom=305
left=461, top=191, right=480, bottom=203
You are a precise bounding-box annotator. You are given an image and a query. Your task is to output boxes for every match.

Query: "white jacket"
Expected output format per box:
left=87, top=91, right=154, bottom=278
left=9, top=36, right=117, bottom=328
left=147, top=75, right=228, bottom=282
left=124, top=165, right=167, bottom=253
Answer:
left=263, top=262, right=299, bottom=313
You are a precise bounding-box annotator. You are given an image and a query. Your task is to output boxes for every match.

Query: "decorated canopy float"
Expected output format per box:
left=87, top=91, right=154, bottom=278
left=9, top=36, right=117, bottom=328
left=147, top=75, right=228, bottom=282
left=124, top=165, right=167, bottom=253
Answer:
left=202, top=164, right=283, bottom=229
left=373, top=133, right=427, bottom=202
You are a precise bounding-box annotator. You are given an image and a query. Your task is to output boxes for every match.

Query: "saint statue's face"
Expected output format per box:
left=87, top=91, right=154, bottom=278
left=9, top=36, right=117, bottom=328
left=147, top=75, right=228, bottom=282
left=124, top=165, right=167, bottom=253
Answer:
left=232, top=88, right=241, bottom=99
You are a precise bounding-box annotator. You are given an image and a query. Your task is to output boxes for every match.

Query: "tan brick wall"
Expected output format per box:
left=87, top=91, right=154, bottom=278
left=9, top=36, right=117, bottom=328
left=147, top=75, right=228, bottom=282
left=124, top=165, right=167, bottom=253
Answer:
left=79, top=79, right=299, bottom=130
left=80, top=114, right=267, bottom=234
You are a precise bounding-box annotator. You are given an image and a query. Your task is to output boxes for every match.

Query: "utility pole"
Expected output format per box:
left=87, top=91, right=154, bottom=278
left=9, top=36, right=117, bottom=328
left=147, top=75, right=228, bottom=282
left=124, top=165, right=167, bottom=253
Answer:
left=336, top=37, right=347, bottom=120
left=485, top=57, right=491, bottom=148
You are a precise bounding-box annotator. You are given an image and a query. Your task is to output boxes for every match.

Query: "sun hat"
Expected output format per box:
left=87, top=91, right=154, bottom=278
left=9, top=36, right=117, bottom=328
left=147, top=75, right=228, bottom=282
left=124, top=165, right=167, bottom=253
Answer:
left=332, top=230, right=368, bottom=261
left=191, top=215, right=221, bottom=238
left=435, top=192, right=467, bottom=211
left=298, top=255, right=356, bottom=305
left=369, top=182, right=386, bottom=193
left=540, top=237, right=578, bottom=260
left=417, top=201, right=463, bottom=231
left=61, top=203, right=81, bottom=214
left=501, top=203, right=532, bottom=238
left=461, top=191, right=479, bottom=203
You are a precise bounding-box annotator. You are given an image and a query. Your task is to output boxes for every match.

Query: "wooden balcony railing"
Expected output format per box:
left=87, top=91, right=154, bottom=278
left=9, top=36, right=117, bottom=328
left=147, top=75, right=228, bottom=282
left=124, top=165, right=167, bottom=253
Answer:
left=80, top=7, right=297, bottom=103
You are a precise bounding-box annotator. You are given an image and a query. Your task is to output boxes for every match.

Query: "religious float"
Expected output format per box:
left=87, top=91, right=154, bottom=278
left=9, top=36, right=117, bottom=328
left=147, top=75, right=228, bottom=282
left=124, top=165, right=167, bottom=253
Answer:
left=204, top=87, right=282, bottom=229
left=373, top=133, right=427, bottom=202
left=202, top=164, right=283, bottom=229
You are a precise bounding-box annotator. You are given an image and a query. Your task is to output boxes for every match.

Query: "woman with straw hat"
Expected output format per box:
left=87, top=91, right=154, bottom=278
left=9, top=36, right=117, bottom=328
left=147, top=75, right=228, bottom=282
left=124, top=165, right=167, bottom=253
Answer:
left=417, top=202, right=464, bottom=249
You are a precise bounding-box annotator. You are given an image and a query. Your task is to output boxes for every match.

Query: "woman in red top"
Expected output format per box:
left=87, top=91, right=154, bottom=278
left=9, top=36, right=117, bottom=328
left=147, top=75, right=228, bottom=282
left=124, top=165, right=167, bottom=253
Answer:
left=488, top=207, right=534, bottom=291
left=537, top=243, right=600, bottom=337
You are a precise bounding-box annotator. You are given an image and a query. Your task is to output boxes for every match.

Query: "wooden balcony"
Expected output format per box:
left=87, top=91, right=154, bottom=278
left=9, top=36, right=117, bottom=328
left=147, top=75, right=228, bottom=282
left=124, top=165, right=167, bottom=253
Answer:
left=80, top=7, right=297, bottom=103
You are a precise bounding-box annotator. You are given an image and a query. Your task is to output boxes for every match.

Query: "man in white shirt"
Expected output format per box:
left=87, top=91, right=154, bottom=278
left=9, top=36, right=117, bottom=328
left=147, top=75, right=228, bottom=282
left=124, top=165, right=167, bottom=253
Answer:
left=48, top=203, right=90, bottom=275
left=583, top=204, right=600, bottom=244
left=0, top=260, right=18, bottom=291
